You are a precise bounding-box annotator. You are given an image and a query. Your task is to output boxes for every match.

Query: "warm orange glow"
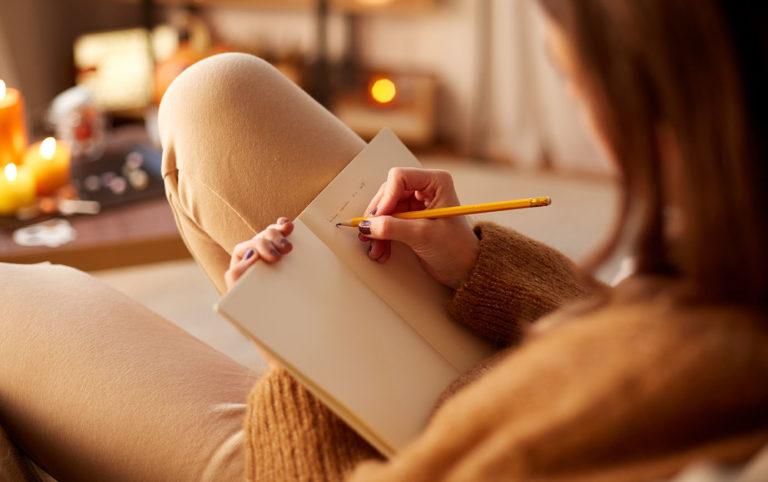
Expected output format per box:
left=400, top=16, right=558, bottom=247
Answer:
left=40, top=137, right=57, bottom=160
left=5, top=163, right=17, bottom=182
left=370, top=78, right=397, bottom=104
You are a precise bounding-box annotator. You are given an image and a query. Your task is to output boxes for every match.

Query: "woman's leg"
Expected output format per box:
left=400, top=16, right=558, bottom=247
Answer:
left=0, top=53, right=364, bottom=481
left=0, top=262, right=258, bottom=481
left=159, top=53, right=365, bottom=293
left=0, top=422, right=39, bottom=481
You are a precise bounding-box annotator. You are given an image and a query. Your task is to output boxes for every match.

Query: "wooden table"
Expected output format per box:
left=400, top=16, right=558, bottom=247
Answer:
left=0, top=197, right=190, bottom=271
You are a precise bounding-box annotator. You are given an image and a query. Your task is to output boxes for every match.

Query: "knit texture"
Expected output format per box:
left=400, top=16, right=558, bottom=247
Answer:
left=244, top=368, right=380, bottom=481
left=446, top=222, right=598, bottom=346
left=243, top=222, right=768, bottom=481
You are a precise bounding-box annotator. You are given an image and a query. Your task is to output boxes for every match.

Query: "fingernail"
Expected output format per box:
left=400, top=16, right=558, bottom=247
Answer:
left=243, top=248, right=255, bottom=260
left=359, top=220, right=371, bottom=235
left=270, top=248, right=282, bottom=257
left=279, top=218, right=290, bottom=225
left=369, top=207, right=378, bottom=215
left=280, top=239, right=291, bottom=248
left=367, top=245, right=372, bottom=254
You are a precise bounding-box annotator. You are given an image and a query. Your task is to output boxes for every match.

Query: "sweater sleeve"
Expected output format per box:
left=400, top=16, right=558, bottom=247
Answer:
left=446, top=222, right=601, bottom=346
left=243, top=367, right=381, bottom=481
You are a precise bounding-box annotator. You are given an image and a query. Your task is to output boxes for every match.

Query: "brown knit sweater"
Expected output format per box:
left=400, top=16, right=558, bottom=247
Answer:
left=243, top=222, right=768, bottom=481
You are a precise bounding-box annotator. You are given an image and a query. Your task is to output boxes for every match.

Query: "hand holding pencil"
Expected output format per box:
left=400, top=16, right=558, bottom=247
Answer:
left=355, top=167, right=549, bottom=289
left=336, top=197, right=551, bottom=227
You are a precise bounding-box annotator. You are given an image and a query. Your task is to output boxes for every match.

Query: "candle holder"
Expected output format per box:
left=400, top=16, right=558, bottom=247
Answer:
left=0, top=80, right=28, bottom=167
left=48, top=87, right=106, bottom=161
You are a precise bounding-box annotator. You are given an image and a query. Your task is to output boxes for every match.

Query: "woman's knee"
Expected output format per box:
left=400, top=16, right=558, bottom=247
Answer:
left=158, top=53, right=276, bottom=156
left=159, top=51, right=363, bottom=181
left=157, top=52, right=364, bottom=268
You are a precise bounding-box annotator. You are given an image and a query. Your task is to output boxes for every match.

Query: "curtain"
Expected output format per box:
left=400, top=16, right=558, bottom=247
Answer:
left=478, top=0, right=612, bottom=174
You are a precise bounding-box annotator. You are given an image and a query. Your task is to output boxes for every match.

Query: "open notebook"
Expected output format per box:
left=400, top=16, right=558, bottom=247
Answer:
left=215, top=128, right=495, bottom=457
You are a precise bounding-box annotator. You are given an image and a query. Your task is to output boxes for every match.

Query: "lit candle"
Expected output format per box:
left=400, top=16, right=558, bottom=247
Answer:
left=0, top=80, right=28, bottom=166
left=0, top=163, right=35, bottom=216
left=24, top=137, right=71, bottom=195
left=370, top=77, right=397, bottom=105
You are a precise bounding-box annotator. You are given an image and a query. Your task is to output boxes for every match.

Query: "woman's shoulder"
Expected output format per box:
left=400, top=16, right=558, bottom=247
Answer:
left=423, top=277, right=768, bottom=479
left=533, top=273, right=767, bottom=341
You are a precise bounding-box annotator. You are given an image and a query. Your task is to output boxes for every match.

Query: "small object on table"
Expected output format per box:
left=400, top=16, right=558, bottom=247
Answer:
left=39, top=197, right=59, bottom=215
left=49, top=86, right=106, bottom=160
left=127, top=169, right=149, bottom=191
left=15, top=204, right=40, bottom=221
left=12, top=218, right=76, bottom=248
left=0, top=80, right=28, bottom=166
left=0, top=163, right=35, bottom=216
left=100, top=171, right=116, bottom=187
left=72, top=143, right=165, bottom=209
left=58, top=199, right=100, bottom=216
left=83, top=175, right=100, bottom=192
left=24, top=137, right=72, bottom=195
left=108, top=176, right=127, bottom=196
left=124, top=150, right=144, bottom=171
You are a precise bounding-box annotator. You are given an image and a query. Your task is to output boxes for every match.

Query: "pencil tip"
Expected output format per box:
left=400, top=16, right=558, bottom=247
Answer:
left=335, top=223, right=341, bottom=227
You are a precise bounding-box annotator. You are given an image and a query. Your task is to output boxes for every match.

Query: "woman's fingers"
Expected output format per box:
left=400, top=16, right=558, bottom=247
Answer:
left=230, top=240, right=256, bottom=271
left=359, top=216, right=424, bottom=244
left=367, top=239, right=389, bottom=262
left=226, top=236, right=283, bottom=286
left=364, top=182, right=387, bottom=217
left=260, top=226, right=293, bottom=255
left=377, top=168, right=457, bottom=214
left=377, top=240, right=391, bottom=263
left=250, top=237, right=282, bottom=263
left=394, top=198, right=427, bottom=214
left=225, top=248, right=259, bottom=288
left=263, top=218, right=294, bottom=237
left=225, top=217, right=294, bottom=290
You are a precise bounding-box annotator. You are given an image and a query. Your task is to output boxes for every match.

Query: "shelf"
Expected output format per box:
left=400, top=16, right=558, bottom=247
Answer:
left=120, top=0, right=437, bottom=15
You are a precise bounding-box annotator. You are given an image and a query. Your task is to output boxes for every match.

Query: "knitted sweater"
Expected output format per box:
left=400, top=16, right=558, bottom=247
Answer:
left=243, top=222, right=768, bottom=481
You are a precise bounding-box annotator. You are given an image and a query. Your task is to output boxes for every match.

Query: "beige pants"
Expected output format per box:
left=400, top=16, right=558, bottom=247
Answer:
left=0, top=53, right=364, bottom=481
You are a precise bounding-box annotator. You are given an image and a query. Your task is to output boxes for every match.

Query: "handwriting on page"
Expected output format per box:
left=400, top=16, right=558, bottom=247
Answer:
left=326, top=181, right=367, bottom=224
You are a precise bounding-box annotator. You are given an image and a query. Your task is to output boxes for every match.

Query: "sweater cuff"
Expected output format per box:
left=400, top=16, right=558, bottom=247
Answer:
left=446, top=222, right=595, bottom=346
left=244, top=367, right=380, bottom=481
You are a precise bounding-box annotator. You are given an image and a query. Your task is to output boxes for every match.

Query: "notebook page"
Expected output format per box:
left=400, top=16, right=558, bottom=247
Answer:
left=298, top=128, right=495, bottom=372
left=215, top=219, right=460, bottom=456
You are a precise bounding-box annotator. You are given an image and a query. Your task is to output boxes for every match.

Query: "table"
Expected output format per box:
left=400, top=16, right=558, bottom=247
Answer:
left=0, top=197, right=190, bottom=271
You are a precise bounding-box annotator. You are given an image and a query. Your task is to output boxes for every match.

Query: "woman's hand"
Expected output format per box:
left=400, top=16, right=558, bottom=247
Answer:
left=359, top=167, right=479, bottom=289
left=224, top=217, right=294, bottom=291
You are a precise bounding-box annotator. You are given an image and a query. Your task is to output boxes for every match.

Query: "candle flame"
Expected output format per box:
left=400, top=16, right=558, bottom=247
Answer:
left=370, top=77, right=397, bottom=104
left=0, top=80, right=5, bottom=100
left=5, top=163, right=17, bottom=182
left=40, top=137, right=57, bottom=160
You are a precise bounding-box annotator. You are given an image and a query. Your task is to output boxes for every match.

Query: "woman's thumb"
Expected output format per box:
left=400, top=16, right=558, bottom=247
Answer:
left=359, top=216, right=426, bottom=246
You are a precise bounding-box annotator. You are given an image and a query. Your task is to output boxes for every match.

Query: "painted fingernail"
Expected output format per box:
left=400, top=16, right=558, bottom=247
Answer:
left=270, top=247, right=282, bottom=257
left=369, top=207, right=378, bottom=215
left=280, top=239, right=291, bottom=248
left=279, top=218, right=290, bottom=225
left=243, top=248, right=255, bottom=260
left=359, top=220, right=371, bottom=235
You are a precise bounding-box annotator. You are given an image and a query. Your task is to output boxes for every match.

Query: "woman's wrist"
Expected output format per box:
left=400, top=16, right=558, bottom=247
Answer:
left=448, top=233, right=480, bottom=289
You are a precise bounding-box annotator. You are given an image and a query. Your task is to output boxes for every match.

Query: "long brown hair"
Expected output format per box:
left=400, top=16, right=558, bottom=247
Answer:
left=538, top=0, right=768, bottom=306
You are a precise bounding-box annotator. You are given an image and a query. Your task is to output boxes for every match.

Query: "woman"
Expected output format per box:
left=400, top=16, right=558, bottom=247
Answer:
left=223, top=1, right=768, bottom=480
left=0, top=1, right=766, bottom=480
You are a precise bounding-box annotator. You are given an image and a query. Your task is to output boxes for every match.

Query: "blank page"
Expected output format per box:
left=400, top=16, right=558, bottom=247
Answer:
left=216, top=220, right=460, bottom=456
left=299, top=128, right=494, bottom=372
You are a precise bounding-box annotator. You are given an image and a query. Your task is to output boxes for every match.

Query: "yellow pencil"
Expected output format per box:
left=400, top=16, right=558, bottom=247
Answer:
left=335, top=196, right=551, bottom=227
